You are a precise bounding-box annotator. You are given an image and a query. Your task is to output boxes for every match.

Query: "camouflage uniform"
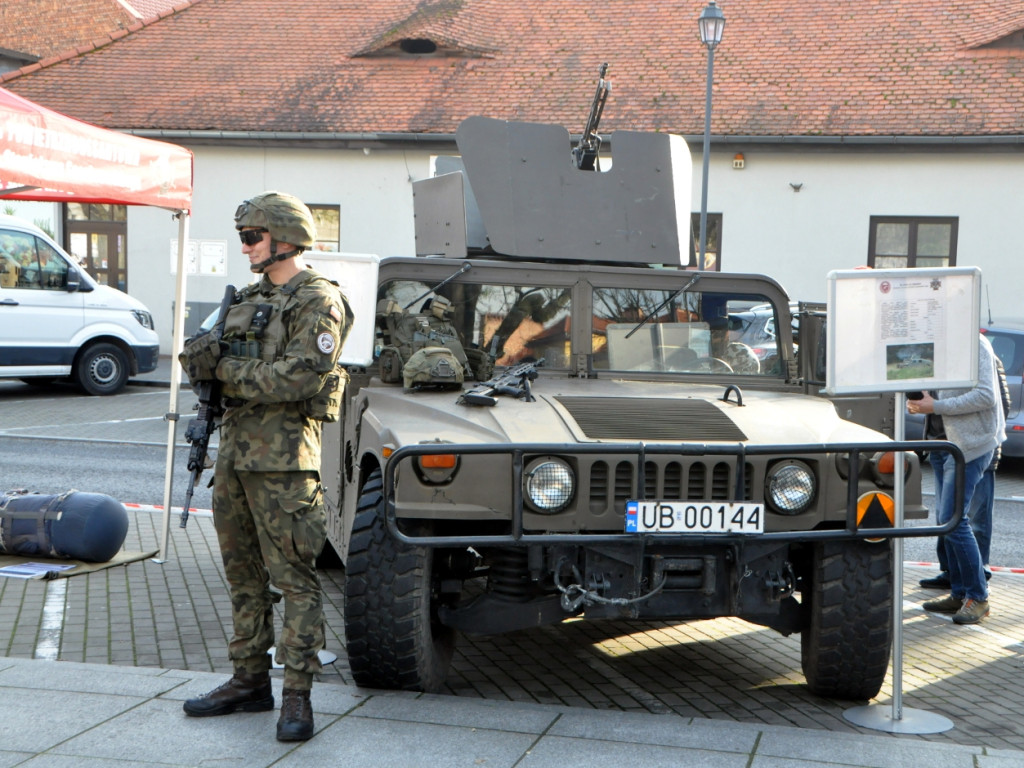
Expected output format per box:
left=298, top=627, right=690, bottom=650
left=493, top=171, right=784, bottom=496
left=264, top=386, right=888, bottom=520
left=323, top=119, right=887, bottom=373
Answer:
left=212, top=269, right=352, bottom=691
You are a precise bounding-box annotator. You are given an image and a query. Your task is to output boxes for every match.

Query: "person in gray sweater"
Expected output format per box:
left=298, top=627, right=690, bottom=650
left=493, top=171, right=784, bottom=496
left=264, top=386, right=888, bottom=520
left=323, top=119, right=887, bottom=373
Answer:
left=907, top=333, right=1005, bottom=624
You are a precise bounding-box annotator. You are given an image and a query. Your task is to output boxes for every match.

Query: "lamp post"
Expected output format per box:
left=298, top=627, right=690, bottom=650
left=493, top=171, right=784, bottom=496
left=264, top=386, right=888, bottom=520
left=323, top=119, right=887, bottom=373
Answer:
left=697, top=0, right=725, bottom=271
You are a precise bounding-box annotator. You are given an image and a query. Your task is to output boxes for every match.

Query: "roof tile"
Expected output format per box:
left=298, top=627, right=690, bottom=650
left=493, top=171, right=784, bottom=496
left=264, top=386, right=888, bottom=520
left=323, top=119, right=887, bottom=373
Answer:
left=2, top=0, right=1023, bottom=138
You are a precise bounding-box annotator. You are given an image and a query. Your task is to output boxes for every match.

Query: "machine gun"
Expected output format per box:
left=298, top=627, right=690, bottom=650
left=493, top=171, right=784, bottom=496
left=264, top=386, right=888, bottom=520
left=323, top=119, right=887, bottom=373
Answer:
left=572, top=63, right=611, bottom=171
left=179, top=284, right=236, bottom=528
left=458, top=359, right=544, bottom=407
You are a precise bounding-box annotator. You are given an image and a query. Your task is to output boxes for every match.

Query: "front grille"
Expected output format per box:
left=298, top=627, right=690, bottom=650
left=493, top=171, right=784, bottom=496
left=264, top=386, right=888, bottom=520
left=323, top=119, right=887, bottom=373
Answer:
left=587, top=458, right=755, bottom=512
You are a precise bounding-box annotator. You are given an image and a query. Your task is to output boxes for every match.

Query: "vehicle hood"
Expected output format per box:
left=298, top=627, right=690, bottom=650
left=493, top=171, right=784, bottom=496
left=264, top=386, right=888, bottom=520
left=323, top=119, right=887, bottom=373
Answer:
left=365, top=376, right=888, bottom=449
left=84, top=284, right=150, bottom=312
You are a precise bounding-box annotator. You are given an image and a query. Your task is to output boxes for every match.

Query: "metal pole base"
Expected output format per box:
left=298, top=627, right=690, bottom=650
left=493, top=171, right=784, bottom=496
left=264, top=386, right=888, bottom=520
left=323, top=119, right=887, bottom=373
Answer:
left=844, top=704, right=954, bottom=734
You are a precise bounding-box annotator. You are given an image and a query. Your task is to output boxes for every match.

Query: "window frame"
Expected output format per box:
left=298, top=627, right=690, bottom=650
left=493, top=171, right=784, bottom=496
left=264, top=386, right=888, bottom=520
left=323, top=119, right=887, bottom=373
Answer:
left=867, top=215, right=959, bottom=269
left=688, top=212, right=722, bottom=271
left=309, top=203, right=341, bottom=252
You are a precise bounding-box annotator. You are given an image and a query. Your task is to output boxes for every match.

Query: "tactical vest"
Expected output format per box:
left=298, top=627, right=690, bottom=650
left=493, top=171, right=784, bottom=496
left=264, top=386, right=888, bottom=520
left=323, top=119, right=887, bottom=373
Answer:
left=222, top=272, right=348, bottom=421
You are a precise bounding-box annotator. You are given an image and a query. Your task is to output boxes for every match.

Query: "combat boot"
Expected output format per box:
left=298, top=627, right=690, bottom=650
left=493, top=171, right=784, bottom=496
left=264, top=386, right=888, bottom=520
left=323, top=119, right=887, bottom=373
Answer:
left=183, top=670, right=274, bottom=717
left=276, top=688, right=314, bottom=741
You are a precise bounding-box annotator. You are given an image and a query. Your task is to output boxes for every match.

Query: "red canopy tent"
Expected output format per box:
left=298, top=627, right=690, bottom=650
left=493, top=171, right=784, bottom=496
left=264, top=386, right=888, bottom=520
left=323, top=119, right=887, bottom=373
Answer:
left=0, top=86, right=191, bottom=209
left=0, top=85, right=194, bottom=559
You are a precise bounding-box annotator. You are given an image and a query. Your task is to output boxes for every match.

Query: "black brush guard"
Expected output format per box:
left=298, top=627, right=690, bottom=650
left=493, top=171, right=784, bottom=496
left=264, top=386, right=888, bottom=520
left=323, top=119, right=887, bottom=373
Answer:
left=381, top=440, right=962, bottom=547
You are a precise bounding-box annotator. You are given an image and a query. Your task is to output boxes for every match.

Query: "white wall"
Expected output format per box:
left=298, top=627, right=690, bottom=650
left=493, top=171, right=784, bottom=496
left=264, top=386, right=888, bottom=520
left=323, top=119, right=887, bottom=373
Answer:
left=128, top=145, right=434, bottom=352
left=694, top=148, right=1024, bottom=318
left=121, top=142, right=1024, bottom=354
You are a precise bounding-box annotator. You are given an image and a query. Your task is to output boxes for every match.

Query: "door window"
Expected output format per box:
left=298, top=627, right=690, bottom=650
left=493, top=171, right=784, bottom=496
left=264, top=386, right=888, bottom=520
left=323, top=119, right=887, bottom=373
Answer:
left=0, top=231, right=68, bottom=290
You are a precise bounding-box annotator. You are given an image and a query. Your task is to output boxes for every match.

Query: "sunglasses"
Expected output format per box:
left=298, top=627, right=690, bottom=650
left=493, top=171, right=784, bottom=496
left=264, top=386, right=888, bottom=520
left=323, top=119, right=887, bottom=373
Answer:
left=238, top=229, right=268, bottom=246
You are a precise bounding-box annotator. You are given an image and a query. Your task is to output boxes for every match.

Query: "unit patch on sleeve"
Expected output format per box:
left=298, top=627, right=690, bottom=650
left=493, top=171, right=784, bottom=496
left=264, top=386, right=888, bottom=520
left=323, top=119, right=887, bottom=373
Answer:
left=317, top=332, right=336, bottom=354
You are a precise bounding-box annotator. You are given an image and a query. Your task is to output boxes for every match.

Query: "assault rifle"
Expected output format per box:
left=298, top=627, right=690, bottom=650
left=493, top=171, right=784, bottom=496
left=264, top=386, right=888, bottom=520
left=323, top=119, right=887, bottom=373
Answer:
left=180, top=284, right=236, bottom=528
left=458, top=359, right=544, bottom=407
left=572, top=63, right=611, bottom=171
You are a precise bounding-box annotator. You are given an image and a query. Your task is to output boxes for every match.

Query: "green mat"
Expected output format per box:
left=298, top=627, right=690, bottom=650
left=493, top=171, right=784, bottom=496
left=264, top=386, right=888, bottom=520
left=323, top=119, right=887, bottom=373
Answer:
left=0, top=550, right=158, bottom=580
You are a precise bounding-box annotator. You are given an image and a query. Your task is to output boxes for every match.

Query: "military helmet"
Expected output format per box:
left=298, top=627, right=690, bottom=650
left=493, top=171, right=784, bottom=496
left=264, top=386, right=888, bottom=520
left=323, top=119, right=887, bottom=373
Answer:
left=403, top=347, right=465, bottom=390
left=234, top=192, right=316, bottom=249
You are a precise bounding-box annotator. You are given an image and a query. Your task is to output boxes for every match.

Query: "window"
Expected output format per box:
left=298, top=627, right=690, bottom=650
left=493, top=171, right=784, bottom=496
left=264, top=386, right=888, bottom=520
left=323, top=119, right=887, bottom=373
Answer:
left=592, top=287, right=775, bottom=375
left=0, top=230, right=68, bottom=290
left=689, top=213, right=722, bottom=271
left=378, top=279, right=573, bottom=368
left=868, top=216, right=958, bottom=269
left=309, top=204, right=340, bottom=251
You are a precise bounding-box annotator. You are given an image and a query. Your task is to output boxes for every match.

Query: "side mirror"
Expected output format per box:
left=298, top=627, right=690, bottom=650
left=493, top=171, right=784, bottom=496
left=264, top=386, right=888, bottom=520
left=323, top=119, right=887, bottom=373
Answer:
left=65, top=267, right=92, bottom=292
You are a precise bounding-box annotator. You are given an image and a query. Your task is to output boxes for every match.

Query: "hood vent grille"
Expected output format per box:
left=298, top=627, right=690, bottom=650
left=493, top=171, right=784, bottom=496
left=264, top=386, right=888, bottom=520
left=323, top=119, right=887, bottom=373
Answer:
left=554, top=396, right=747, bottom=441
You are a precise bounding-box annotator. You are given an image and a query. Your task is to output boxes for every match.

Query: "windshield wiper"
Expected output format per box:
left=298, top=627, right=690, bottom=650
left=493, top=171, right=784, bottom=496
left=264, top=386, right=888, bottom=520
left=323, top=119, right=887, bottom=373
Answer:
left=403, top=261, right=472, bottom=310
left=625, top=273, right=701, bottom=339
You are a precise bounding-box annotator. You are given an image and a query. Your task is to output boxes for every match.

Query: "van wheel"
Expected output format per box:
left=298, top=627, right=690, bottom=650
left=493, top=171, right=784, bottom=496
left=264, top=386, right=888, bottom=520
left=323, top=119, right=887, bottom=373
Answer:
left=344, top=469, right=455, bottom=692
left=75, top=343, right=130, bottom=396
left=800, top=539, right=893, bottom=700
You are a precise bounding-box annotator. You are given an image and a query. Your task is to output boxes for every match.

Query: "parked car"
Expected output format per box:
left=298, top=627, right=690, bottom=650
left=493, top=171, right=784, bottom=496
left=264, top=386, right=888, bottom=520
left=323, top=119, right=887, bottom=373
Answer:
left=728, top=302, right=798, bottom=372
left=0, top=215, right=159, bottom=395
left=904, top=321, right=1023, bottom=459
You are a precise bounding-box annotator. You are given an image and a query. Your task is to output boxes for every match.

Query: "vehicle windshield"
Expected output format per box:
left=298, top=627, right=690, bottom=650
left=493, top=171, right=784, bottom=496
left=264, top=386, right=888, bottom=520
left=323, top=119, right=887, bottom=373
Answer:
left=592, top=287, right=779, bottom=375
left=377, top=278, right=782, bottom=376
left=378, top=280, right=572, bottom=367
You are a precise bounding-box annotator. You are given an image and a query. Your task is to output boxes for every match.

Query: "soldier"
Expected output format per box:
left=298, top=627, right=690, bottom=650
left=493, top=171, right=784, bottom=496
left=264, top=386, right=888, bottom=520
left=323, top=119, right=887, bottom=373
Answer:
left=178, top=192, right=353, bottom=741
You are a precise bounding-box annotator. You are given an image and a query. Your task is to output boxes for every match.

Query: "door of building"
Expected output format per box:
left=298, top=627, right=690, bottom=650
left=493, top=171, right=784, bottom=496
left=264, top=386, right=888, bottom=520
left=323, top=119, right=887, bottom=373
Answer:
left=63, top=203, right=128, bottom=291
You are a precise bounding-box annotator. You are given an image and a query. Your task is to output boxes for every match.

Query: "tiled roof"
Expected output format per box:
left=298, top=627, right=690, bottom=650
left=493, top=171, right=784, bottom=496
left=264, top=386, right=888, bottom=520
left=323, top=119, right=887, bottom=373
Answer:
left=0, top=0, right=137, bottom=60
left=2, top=0, right=1023, bottom=139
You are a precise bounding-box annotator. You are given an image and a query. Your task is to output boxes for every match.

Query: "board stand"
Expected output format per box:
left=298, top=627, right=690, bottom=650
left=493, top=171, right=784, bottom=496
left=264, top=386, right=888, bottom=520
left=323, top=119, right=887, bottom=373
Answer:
left=843, top=392, right=953, bottom=734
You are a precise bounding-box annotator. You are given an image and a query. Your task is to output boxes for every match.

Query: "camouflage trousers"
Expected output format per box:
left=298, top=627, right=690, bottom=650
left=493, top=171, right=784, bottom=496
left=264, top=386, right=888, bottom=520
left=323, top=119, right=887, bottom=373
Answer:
left=211, top=462, right=327, bottom=691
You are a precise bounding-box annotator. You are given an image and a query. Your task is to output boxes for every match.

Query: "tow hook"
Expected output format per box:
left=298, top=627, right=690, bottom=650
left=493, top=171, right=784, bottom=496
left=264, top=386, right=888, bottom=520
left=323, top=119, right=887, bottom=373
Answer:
left=764, top=562, right=796, bottom=599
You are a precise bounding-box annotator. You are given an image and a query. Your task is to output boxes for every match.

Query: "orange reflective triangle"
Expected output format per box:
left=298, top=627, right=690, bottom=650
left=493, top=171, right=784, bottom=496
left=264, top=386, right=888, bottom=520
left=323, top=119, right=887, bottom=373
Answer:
left=857, top=492, right=895, bottom=528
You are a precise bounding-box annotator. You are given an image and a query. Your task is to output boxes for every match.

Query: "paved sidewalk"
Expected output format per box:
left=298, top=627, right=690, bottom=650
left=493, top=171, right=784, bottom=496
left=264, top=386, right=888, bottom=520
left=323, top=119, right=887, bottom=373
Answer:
left=2, top=654, right=1022, bottom=767
left=2, top=361, right=1023, bottom=766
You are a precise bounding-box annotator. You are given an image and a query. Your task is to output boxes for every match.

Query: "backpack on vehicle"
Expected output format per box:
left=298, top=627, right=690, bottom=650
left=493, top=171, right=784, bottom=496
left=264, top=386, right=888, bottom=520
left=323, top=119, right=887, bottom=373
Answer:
left=377, top=295, right=492, bottom=386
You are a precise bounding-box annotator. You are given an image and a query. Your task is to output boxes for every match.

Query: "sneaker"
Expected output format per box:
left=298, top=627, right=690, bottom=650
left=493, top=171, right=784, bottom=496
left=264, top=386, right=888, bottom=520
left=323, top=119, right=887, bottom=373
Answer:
left=919, top=572, right=951, bottom=589
left=953, top=598, right=990, bottom=625
left=922, top=594, right=963, bottom=613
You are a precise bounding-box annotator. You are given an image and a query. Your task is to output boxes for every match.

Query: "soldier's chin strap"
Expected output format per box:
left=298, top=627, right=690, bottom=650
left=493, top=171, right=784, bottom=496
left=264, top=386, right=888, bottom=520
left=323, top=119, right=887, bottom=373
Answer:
left=249, top=239, right=302, bottom=273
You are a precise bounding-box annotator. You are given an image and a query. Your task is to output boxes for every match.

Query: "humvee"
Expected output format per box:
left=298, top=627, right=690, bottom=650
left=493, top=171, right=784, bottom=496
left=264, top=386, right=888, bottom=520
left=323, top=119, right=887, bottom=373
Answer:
left=319, top=115, right=940, bottom=702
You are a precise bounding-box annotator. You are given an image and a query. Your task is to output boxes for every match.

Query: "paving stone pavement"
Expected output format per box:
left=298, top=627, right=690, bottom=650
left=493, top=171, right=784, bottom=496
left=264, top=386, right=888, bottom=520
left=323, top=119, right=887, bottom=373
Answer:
left=1, top=367, right=1023, bottom=765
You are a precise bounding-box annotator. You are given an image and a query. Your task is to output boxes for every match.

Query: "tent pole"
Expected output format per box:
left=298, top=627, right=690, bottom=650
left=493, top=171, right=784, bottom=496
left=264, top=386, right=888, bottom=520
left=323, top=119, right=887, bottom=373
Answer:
left=154, top=211, right=191, bottom=563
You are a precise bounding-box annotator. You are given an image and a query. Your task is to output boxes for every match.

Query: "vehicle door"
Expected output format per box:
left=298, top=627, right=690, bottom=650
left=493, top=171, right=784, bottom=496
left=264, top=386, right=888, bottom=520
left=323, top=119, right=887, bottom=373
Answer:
left=0, top=229, right=85, bottom=372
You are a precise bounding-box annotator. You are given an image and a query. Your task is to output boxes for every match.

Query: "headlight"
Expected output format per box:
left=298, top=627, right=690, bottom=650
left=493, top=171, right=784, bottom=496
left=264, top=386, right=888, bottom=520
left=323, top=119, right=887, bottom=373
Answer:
left=131, top=310, right=154, bottom=329
left=765, top=460, right=816, bottom=514
left=524, top=457, right=575, bottom=513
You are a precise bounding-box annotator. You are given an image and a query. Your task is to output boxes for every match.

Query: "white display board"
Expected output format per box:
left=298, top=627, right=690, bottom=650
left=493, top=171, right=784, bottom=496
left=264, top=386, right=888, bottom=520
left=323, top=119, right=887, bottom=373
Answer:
left=825, top=267, right=980, bottom=395
left=304, top=251, right=380, bottom=367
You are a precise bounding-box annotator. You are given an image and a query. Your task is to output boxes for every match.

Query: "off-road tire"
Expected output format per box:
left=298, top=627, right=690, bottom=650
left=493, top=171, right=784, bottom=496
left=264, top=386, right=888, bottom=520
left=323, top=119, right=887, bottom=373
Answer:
left=800, top=539, right=893, bottom=700
left=343, top=469, right=455, bottom=692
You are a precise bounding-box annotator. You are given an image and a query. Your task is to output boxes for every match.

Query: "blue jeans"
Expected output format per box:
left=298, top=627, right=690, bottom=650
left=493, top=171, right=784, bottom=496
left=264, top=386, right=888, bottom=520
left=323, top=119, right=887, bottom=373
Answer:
left=937, top=465, right=993, bottom=571
left=930, top=449, right=992, bottom=602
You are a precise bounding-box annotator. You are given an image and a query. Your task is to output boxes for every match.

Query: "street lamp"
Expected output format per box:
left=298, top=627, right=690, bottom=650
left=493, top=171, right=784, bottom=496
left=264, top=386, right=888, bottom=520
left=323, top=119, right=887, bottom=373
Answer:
left=697, top=0, right=725, bottom=271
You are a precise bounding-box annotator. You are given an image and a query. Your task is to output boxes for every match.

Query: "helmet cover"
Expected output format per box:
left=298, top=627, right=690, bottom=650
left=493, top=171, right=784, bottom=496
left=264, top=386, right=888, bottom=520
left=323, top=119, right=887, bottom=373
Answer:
left=234, top=191, right=316, bottom=249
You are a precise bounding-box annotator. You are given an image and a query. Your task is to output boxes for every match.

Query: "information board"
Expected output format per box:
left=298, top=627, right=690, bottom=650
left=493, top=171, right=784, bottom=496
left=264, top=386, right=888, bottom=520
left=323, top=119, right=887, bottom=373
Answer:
left=825, top=267, right=980, bottom=395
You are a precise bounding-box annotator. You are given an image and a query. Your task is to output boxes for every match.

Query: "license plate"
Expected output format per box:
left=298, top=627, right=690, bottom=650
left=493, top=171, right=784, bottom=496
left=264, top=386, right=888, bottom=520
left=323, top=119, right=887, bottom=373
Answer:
left=625, top=501, right=764, bottom=534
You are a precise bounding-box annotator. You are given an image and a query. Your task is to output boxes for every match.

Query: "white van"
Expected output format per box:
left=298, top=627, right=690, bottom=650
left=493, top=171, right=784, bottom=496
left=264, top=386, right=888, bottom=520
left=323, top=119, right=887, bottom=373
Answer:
left=0, top=215, right=159, bottom=395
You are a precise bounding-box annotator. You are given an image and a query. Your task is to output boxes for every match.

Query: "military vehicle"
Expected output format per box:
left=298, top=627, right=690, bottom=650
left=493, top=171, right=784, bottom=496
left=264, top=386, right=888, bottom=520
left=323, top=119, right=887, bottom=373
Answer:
left=319, top=113, right=948, bottom=702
